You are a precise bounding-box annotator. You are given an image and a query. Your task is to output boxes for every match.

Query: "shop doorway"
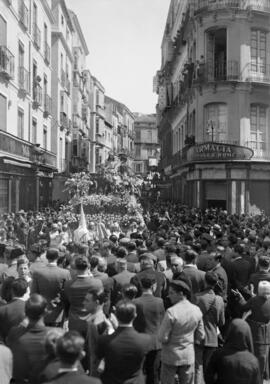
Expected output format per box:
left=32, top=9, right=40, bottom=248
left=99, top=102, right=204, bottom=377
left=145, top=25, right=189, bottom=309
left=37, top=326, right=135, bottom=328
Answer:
left=207, top=200, right=227, bottom=210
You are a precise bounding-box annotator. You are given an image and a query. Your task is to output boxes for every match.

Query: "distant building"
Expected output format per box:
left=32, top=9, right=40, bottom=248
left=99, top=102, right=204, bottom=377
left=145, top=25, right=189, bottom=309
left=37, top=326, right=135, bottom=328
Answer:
left=155, top=0, right=270, bottom=214
left=105, top=96, right=135, bottom=169
left=133, top=113, right=159, bottom=176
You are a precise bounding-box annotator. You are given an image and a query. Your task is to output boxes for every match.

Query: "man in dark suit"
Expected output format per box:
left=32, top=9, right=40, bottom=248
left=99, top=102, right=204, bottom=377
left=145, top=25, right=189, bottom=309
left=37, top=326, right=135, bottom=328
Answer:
left=97, top=300, right=151, bottom=384
left=31, top=248, right=71, bottom=326
left=11, top=294, right=52, bottom=384
left=112, top=258, right=135, bottom=304
left=0, top=278, right=28, bottom=341
left=63, top=256, right=103, bottom=336
left=133, top=277, right=165, bottom=384
left=126, top=242, right=139, bottom=263
left=248, top=256, right=270, bottom=294
left=131, top=253, right=167, bottom=299
left=43, top=331, right=101, bottom=384
left=182, top=250, right=206, bottom=295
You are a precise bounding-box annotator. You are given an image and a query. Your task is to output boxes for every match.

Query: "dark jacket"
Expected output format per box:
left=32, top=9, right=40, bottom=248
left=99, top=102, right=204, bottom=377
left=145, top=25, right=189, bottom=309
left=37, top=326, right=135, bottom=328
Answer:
left=249, top=271, right=270, bottom=294
left=182, top=265, right=206, bottom=294
left=12, top=323, right=51, bottom=384
left=31, top=264, right=71, bottom=324
left=133, top=293, right=165, bottom=350
left=97, top=326, right=151, bottom=384
left=43, top=371, right=101, bottom=384
left=205, top=319, right=260, bottom=384
left=0, top=298, right=25, bottom=341
left=131, top=268, right=167, bottom=299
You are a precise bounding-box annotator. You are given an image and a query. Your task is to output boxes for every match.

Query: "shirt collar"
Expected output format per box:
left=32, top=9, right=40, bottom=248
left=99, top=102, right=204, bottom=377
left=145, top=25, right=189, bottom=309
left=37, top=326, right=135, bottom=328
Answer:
left=184, top=264, right=197, bottom=269
left=58, top=368, right=78, bottom=373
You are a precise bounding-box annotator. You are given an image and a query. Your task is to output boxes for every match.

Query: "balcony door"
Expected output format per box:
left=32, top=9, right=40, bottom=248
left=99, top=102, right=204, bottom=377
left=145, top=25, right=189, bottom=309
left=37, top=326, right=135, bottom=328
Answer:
left=206, top=28, right=227, bottom=81
left=205, top=103, right=228, bottom=142
left=0, top=16, right=7, bottom=46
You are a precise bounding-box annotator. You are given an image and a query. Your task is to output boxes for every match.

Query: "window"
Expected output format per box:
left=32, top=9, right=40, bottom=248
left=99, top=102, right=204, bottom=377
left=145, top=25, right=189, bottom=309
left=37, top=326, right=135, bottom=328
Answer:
left=204, top=103, right=228, bottom=142
left=32, top=60, right=37, bottom=97
left=96, top=118, right=100, bottom=135
left=250, top=104, right=267, bottom=151
left=147, top=130, right=152, bottom=142
left=0, top=179, right=8, bottom=214
left=18, top=41, right=24, bottom=68
left=147, top=147, right=153, bottom=156
left=206, top=28, right=227, bottom=80
left=135, top=163, right=142, bottom=173
left=44, top=23, right=48, bottom=44
left=43, top=126, right=47, bottom=150
left=59, top=137, right=63, bottom=166
left=136, top=130, right=141, bottom=141
left=251, top=30, right=266, bottom=73
left=0, top=94, right=7, bottom=131
left=61, top=15, right=64, bottom=25
left=96, top=90, right=99, bottom=106
left=32, top=118, right=37, bottom=143
left=44, top=74, right=48, bottom=99
left=18, top=108, right=24, bottom=139
left=33, top=3, right=37, bottom=25
left=135, top=146, right=141, bottom=158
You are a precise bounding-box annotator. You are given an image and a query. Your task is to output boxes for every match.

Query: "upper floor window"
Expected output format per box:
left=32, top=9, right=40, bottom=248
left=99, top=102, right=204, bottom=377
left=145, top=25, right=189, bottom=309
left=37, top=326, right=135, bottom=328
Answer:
left=250, top=104, right=267, bottom=151
left=204, top=103, right=227, bottom=142
left=18, top=108, right=24, bottom=139
left=251, top=30, right=267, bottom=73
left=0, top=94, right=7, bottom=132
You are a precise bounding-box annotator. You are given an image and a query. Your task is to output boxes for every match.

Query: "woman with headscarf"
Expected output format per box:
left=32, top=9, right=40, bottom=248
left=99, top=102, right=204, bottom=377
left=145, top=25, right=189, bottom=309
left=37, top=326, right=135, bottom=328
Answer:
left=205, top=319, right=260, bottom=384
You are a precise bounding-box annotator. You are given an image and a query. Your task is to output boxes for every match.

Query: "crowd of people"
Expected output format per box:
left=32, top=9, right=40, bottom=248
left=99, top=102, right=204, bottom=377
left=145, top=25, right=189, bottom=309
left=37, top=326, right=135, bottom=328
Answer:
left=0, top=202, right=270, bottom=384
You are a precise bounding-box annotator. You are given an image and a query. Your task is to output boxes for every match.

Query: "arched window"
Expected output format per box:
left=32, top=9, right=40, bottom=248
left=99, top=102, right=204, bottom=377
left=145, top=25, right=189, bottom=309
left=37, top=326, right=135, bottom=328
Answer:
left=204, top=103, right=227, bottom=142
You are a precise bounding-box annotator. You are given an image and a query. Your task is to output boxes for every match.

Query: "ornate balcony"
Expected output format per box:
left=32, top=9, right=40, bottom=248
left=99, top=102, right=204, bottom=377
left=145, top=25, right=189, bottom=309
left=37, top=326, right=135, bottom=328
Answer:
left=44, top=42, right=50, bottom=65
left=18, top=66, right=29, bottom=95
left=44, top=94, right=52, bottom=118
left=246, top=63, right=270, bottom=84
left=0, top=46, right=14, bottom=80
left=194, top=60, right=240, bottom=83
left=0, top=130, right=56, bottom=169
left=194, top=0, right=270, bottom=14
left=245, top=141, right=270, bottom=160
left=19, top=1, right=28, bottom=30
left=33, top=23, right=41, bottom=50
left=171, top=148, right=189, bottom=169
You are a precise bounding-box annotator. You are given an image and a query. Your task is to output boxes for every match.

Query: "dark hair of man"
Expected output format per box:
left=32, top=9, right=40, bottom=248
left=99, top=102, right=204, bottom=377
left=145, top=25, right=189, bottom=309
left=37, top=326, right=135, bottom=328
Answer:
left=135, top=239, right=144, bottom=248
left=109, top=235, right=118, bottom=244
left=157, top=237, right=165, bottom=247
left=46, top=248, right=59, bottom=262
left=11, top=278, right=28, bottom=297
left=87, top=289, right=107, bottom=305
left=205, top=272, right=218, bottom=288
left=141, top=276, right=156, bottom=290
left=89, top=255, right=99, bottom=270
left=56, top=331, right=85, bottom=365
left=10, top=248, right=24, bottom=260
left=184, top=249, right=198, bottom=264
left=116, top=246, right=128, bottom=258
left=74, top=255, right=89, bottom=271
left=200, top=239, right=208, bottom=251
left=17, top=258, right=29, bottom=268
left=127, top=242, right=136, bottom=252
left=116, top=300, right=137, bottom=324
left=25, top=294, right=47, bottom=321
left=122, top=284, right=138, bottom=300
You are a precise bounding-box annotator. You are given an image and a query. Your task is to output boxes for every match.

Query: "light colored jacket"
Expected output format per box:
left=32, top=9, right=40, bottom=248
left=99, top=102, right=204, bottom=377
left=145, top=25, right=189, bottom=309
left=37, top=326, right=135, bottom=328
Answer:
left=159, top=298, right=205, bottom=366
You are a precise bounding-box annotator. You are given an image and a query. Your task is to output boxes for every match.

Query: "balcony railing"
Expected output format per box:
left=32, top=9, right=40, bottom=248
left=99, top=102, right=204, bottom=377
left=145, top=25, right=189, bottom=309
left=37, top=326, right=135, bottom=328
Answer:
left=195, top=60, right=240, bottom=83
left=32, top=84, right=42, bottom=108
left=0, top=130, right=56, bottom=168
left=0, top=46, right=14, bottom=80
left=246, top=63, right=270, bottom=84
left=44, top=94, right=52, bottom=117
left=61, top=69, right=66, bottom=88
left=60, top=112, right=68, bottom=130
left=44, top=42, right=50, bottom=65
left=245, top=141, right=270, bottom=159
left=19, top=1, right=28, bottom=30
left=194, top=0, right=270, bottom=14
left=18, top=66, right=29, bottom=94
left=33, top=23, right=41, bottom=50
left=171, top=148, right=189, bottom=168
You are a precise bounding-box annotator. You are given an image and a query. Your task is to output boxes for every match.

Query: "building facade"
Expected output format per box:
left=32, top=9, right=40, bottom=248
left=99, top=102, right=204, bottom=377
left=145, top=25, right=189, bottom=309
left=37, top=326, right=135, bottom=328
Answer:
left=133, top=113, right=159, bottom=176
left=156, top=0, right=270, bottom=214
left=105, top=96, right=135, bottom=169
left=0, top=0, right=56, bottom=213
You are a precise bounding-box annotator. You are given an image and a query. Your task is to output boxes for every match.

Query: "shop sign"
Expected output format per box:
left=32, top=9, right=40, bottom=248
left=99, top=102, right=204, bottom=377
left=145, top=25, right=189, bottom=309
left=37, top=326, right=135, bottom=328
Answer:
left=187, top=142, right=254, bottom=162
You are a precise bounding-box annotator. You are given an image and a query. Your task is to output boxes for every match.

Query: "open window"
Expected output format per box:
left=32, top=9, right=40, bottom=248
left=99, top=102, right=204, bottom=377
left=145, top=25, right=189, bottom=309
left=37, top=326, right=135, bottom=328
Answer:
left=206, top=28, right=227, bottom=81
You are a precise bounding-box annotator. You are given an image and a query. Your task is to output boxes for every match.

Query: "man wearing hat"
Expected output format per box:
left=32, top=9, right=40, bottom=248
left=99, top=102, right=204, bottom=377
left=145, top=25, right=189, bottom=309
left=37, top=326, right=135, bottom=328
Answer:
left=159, top=279, right=205, bottom=384
left=248, top=256, right=270, bottom=294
